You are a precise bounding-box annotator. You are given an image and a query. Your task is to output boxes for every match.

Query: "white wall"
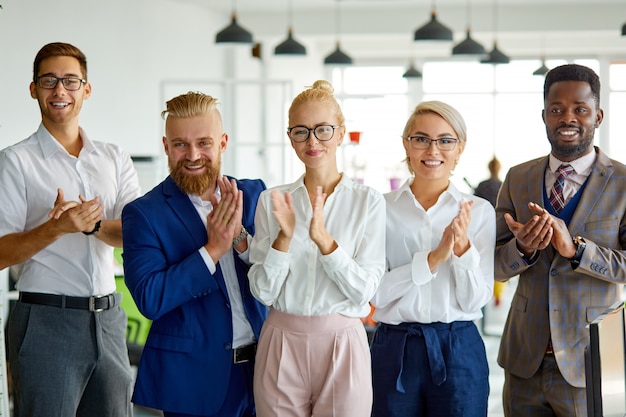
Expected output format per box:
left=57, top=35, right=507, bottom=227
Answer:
left=0, top=0, right=329, bottom=189
left=0, top=0, right=230, bottom=156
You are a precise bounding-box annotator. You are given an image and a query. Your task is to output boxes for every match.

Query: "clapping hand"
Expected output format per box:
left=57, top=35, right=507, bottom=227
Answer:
left=504, top=202, right=553, bottom=257
left=205, top=177, right=243, bottom=262
left=428, top=199, right=473, bottom=271
left=48, top=188, right=102, bottom=234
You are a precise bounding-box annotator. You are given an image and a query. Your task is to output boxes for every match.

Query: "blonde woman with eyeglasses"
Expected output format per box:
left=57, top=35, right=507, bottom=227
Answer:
left=248, top=80, right=385, bottom=417
left=370, top=101, right=495, bottom=417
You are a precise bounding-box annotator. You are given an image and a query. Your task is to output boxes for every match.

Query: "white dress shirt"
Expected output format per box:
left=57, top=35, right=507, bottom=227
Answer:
left=0, top=124, right=141, bottom=296
left=372, top=179, right=495, bottom=324
left=545, top=151, right=595, bottom=206
left=191, top=191, right=256, bottom=348
left=248, top=174, right=386, bottom=318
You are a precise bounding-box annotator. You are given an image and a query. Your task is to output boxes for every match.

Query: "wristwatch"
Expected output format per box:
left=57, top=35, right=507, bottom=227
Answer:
left=232, top=225, right=249, bottom=246
left=82, top=220, right=101, bottom=236
left=568, top=235, right=586, bottom=268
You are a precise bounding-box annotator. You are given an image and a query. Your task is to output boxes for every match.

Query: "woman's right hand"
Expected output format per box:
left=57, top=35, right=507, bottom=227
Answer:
left=428, top=225, right=455, bottom=272
left=271, top=190, right=295, bottom=251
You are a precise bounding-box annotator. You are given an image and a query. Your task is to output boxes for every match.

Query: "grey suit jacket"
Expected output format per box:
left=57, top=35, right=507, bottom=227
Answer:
left=495, top=147, right=626, bottom=388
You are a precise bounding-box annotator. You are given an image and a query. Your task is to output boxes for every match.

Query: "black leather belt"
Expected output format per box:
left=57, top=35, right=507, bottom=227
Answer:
left=233, top=343, right=257, bottom=364
left=19, top=292, right=121, bottom=312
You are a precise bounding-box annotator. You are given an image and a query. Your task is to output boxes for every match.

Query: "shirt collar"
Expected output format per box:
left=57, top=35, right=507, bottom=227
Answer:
left=36, top=123, right=97, bottom=159
left=391, top=177, right=462, bottom=204
left=548, top=149, right=596, bottom=176
left=188, top=183, right=220, bottom=208
left=288, top=173, right=353, bottom=194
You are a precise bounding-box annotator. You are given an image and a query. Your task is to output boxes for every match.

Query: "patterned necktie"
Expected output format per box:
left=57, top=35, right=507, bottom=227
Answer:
left=549, top=164, right=574, bottom=213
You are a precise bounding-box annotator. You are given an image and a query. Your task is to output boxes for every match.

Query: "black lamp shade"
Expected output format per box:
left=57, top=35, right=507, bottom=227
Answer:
left=275, top=29, right=306, bottom=55
left=324, top=43, right=352, bottom=65
left=452, top=29, right=486, bottom=56
left=622, top=22, right=626, bottom=36
left=402, top=64, right=423, bottom=78
left=480, top=41, right=510, bottom=64
left=414, top=11, right=453, bottom=41
left=533, top=61, right=549, bottom=76
left=215, top=14, right=253, bottom=44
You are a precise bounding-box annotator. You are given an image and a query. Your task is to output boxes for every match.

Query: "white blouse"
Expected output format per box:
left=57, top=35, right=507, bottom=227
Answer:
left=372, top=179, right=495, bottom=324
left=248, top=174, right=386, bottom=318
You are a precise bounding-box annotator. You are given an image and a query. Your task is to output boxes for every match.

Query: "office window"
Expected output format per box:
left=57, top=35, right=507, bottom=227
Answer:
left=331, top=59, right=609, bottom=194
left=331, top=66, right=410, bottom=192
left=609, top=63, right=626, bottom=158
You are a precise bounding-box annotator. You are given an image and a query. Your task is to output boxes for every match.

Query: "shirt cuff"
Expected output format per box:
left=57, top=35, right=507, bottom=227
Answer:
left=199, top=247, right=217, bottom=274
left=517, top=248, right=539, bottom=264
left=411, top=251, right=436, bottom=285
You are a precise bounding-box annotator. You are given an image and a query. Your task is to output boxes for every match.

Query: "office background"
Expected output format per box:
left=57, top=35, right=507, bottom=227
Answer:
left=0, top=0, right=625, bottom=193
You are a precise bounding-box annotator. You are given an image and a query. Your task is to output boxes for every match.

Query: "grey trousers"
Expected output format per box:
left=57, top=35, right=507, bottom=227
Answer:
left=8, top=301, right=134, bottom=417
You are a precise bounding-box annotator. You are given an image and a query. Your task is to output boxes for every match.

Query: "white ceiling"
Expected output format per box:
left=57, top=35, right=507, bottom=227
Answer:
left=197, top=0, right=626, bottom=13
left=177, top=0, right=626, bottom=62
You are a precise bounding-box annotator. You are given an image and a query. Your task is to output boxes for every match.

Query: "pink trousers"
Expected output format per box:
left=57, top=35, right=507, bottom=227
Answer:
left=253, top=308, right=372, bottom=417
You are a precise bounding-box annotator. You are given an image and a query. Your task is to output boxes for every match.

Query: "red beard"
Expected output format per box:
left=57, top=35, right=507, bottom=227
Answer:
left=169, top=158, right=220, bottom=196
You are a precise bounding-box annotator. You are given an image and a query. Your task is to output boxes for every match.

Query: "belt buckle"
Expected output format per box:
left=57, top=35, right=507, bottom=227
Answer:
left=233, top=344, right=255, bottom=364
left=89, top=295, right=106, bottom=312
left=233, top=348, right=249, bottom=364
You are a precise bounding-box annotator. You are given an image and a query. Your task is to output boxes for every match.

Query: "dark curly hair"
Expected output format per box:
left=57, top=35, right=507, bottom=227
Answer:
left=543, top=64, right=600, bottom=108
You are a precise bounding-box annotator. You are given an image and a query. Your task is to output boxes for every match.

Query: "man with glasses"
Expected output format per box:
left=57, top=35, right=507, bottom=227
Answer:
left=0, top=42, right=140, bottom=417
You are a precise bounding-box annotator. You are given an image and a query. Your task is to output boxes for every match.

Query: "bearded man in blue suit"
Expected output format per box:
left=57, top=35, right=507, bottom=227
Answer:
left=122, top=91, right=267, bottom=417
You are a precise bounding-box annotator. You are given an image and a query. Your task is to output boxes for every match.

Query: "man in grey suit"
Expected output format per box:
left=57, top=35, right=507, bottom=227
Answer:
left=495, top=63, right=626, bottom=416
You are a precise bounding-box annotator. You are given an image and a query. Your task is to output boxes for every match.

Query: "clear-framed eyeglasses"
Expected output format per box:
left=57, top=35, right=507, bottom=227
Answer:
left=287, top=124, right=341, bottom=143
left=405, top=136, right=460, bottom=151
left=35, top=76, right=86, bottom=91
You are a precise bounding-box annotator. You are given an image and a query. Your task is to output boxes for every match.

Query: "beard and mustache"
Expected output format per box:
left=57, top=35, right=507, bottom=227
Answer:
left=169, top=158, right=221, bottom=196
left=547, top=125, right=595, bottom=159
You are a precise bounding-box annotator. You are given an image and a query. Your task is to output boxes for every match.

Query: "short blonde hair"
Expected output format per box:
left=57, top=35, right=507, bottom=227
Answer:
left=402, top=101, right=467, bottom=175
left=288, top=80, right=345, bottom=126
left=162, top=91, right=221, bottom=120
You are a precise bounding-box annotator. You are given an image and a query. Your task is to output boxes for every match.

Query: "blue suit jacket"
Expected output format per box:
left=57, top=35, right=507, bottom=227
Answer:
left=121, top=176, right=267, bottom=415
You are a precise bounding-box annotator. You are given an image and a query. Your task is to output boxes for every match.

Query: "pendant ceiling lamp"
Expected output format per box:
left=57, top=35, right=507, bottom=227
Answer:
left=533, top=37, right=549, bottom=76
left=533, top=57, right=550, bottom=76
left=413, top=0, right=453, bottom=41
left=481, top=0, right=510, bottom=64
left=402, top=62, right=423, bottom=78
left=481, top=41, right=510, bottom=64
left=215, top=1, right=253, bottom=44
left=275, top=0, right=306, bottom=55
left=324, top=43, right=353, bottom=65
left=324, top=0, right=352, bottom=65
left=452, top=29, right=485, bottom=56
left=452, top=0, right=486, bottom=56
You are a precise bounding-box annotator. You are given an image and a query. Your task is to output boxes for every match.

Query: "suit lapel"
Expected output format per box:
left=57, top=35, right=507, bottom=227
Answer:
left=163, top=177, right=207, bottom=249
left=568, top=149, right=613, bottom=236
left=527, top=157, right=548, bottom=208
left=162, top=176, right=229, bottom=296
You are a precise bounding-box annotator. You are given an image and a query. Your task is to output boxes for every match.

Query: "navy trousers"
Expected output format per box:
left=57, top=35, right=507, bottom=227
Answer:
left=371, top=321, right=489, bottom=417
left=163, top=359, right=255, bottom=417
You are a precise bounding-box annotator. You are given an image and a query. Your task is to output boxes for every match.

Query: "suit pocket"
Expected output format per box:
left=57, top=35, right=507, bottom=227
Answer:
left=584, top=217, right=619, bottom=231
left=145, top=332, right=194, bottom=353
left=586, top=306, right=611, bottom=324
left=511, top=293, right=528, bottom=313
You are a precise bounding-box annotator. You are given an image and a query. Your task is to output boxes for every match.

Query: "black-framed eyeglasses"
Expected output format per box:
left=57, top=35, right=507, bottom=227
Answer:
left=35, top=76, right=86, bottom=91
left=405, top=136, right=459, bottom=151
left=287, top=124, right=341, bottom=143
